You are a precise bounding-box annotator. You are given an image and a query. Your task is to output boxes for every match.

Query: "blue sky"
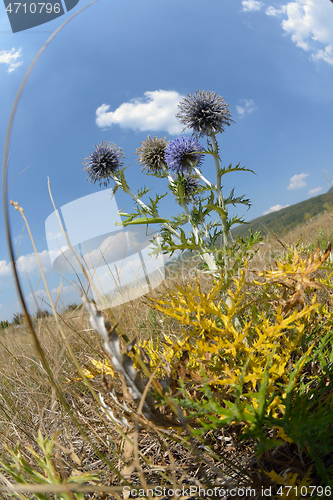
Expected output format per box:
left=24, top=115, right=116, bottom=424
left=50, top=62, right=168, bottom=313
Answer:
left=1, top=0, right=333, bottom=321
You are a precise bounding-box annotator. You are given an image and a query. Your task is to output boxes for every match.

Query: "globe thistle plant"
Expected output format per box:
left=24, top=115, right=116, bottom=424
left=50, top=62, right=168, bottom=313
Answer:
left=169, top=173, right=201, bottom=204
left=176, top=90, right=235, bottom=138
left=166, top=172, right=204, bottom=249
left=182, top=174, right=201, bottom=200
left=165, top=136, right=203, bottom=173
left=175, top=91, right=236, bottom=277
left=83, top=141, right=125, bottom=187
left=136, top=135, right=168, bottom=175
left=83, top=91, right=258, bottom=287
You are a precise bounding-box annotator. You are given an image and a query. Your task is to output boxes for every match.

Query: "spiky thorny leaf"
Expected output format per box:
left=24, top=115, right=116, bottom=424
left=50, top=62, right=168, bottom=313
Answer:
left=114, top=166, right=130, bottom=192
left=148, top=192, right=168, bottom=214
left=152, top=235, right=202, bottom=258
left=111, top=182, right=120, bottom=197
left=144, top=169, right=169, bottom=178
left=200, top=223, right=224, bottom=247
left=213, top=231, right=263, bottom=285
left=148, top=263, right=319, bottom=398
left=226, top=215, right=249, bottom=232
left=205, top=203, right=228, bottom=221
left=168, top=174, right=204, bottom=204
left=233, top=230, right=262, bottom=257
left=201, top=147, right=222, bottom=163
left=171, top=212, right=191, bottom=228
left=114, top=192, right=162, bottom=222
left=137, top=185, right=153, bottom=198
left=256, top=242, right=332, bottom=313
left=243, top=228, right=263, bottom=246
left=189, top=197, right=220, bottom=226
left=224, top=188, right=252, bottom=209
left=116, top=214, right=170, bottom=227
left=219, top=163, right=256, bottom=178
left=114, top=199, right=156, bottom=224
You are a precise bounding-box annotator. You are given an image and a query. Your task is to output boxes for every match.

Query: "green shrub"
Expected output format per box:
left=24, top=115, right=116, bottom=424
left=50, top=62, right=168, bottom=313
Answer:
left=36, top=309, right=52, bottom=320
left=12, top=312, right=24, bottom=325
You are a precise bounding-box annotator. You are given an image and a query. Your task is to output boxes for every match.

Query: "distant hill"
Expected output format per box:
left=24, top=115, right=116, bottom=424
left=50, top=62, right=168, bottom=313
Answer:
left=231, top=189, right=333, bottom=240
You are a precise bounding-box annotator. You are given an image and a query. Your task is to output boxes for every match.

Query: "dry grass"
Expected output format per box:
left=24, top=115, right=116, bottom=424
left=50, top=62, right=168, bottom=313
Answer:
left=0, top=252, right=270, bottom=499
left=1, top=212, right=333, bottom=498
left=256, top=207, right=333, bottom=256
left=228, top=208, right=333, bottom=283
left=0, top=297, right=257, bottom=498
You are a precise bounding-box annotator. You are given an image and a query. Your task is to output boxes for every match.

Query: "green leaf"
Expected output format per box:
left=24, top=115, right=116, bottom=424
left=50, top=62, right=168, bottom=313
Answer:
left=69, top=471, right=101, bottom=483
left=115, top=215, right=170, bottom=227
left=205, top=204, right=227, bottom=220
left=117, top=166, right=130, bottom=191
left=171, top=213, right=190, bottom=228
left=224, top=188, right=251, bottom=208
left=219, top=163, right=256, bottom=178
left=137, top=186, right=153, bottom=198
left=201, top=147, right=222, bottom=163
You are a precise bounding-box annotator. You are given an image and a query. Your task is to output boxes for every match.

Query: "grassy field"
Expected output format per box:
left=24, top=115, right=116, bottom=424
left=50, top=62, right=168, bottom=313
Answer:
left=231, top=189, right=333, bottom=241
left=1, top=210, right=333, bottom=499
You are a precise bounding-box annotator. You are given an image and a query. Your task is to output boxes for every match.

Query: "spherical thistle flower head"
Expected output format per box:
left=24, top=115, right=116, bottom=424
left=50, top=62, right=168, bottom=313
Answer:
left=165, top=136, right=203, bottom=173
left=176, top=90, right=235, bottom=137
left=83, top=141, right=125, bottom=187
left=182, top=173, right=201, bottom=200
left=136, top=135, right=168, bottom=174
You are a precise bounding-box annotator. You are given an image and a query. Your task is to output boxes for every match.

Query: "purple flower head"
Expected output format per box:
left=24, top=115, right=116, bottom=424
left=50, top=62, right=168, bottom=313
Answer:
left=182, top=174, right=201, bottom=200
left=83, top=141, right=125, bottom=187
left=165, top=136, right=203, bottom=173
left=176, top=90, right=235, bottom=137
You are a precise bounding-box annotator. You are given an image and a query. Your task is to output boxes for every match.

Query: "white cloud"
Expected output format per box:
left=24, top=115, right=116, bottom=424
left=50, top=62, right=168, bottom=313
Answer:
left=312, top=44, right=333, bottom=65
left=0, top=250, right=52, bottom=278
left=287, top=172, right=309, bottom=190
left=96, top=90, right=184, bottom=135
left=0, top=48, right=23, bottom=73
left=263, top=204, right=290, bottom=215
left=265, top=0, right=333, bottom=64
left=266, top=6, right=287, bottom=16
left=242, top=0, right=263, bottom=12
left=236, top=99, right=256, bottom=117
left=25, top=284, right=83, bottom=313
left=308, top=186, right=323, bottom=196
left=16, top=250, right=51, bottom=274
left=25, top=288, right=49, bottom=312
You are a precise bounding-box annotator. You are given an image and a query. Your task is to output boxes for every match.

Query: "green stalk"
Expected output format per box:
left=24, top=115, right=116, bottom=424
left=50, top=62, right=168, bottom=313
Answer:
left=193, top=167, right=213, bottom=188
left=112, top=175, right=193, bottom=252
left=178, top=184, right=217, bottom=272
left=209, top=134, right=240, bottom=329
left=210, top=133, right=229, bottom=279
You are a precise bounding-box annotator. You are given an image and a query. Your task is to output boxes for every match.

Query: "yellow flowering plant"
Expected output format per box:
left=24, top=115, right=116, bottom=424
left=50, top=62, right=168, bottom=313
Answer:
left=138, top=243, right=333, bottom=472
left=147, top=258, right=319, bottom=400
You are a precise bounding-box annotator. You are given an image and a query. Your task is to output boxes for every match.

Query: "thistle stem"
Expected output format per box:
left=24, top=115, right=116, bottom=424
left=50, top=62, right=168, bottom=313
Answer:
left=179, top=193, right=217, bottom=272
left=194, top=167, right=213, bottom=188
left=113, top=175, right=192, bottom=251
left=113, top=176, right=148, bottom=210
left=181, top=201, right=199, bottom=244
left=210, top=133, right=229, bottom=280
